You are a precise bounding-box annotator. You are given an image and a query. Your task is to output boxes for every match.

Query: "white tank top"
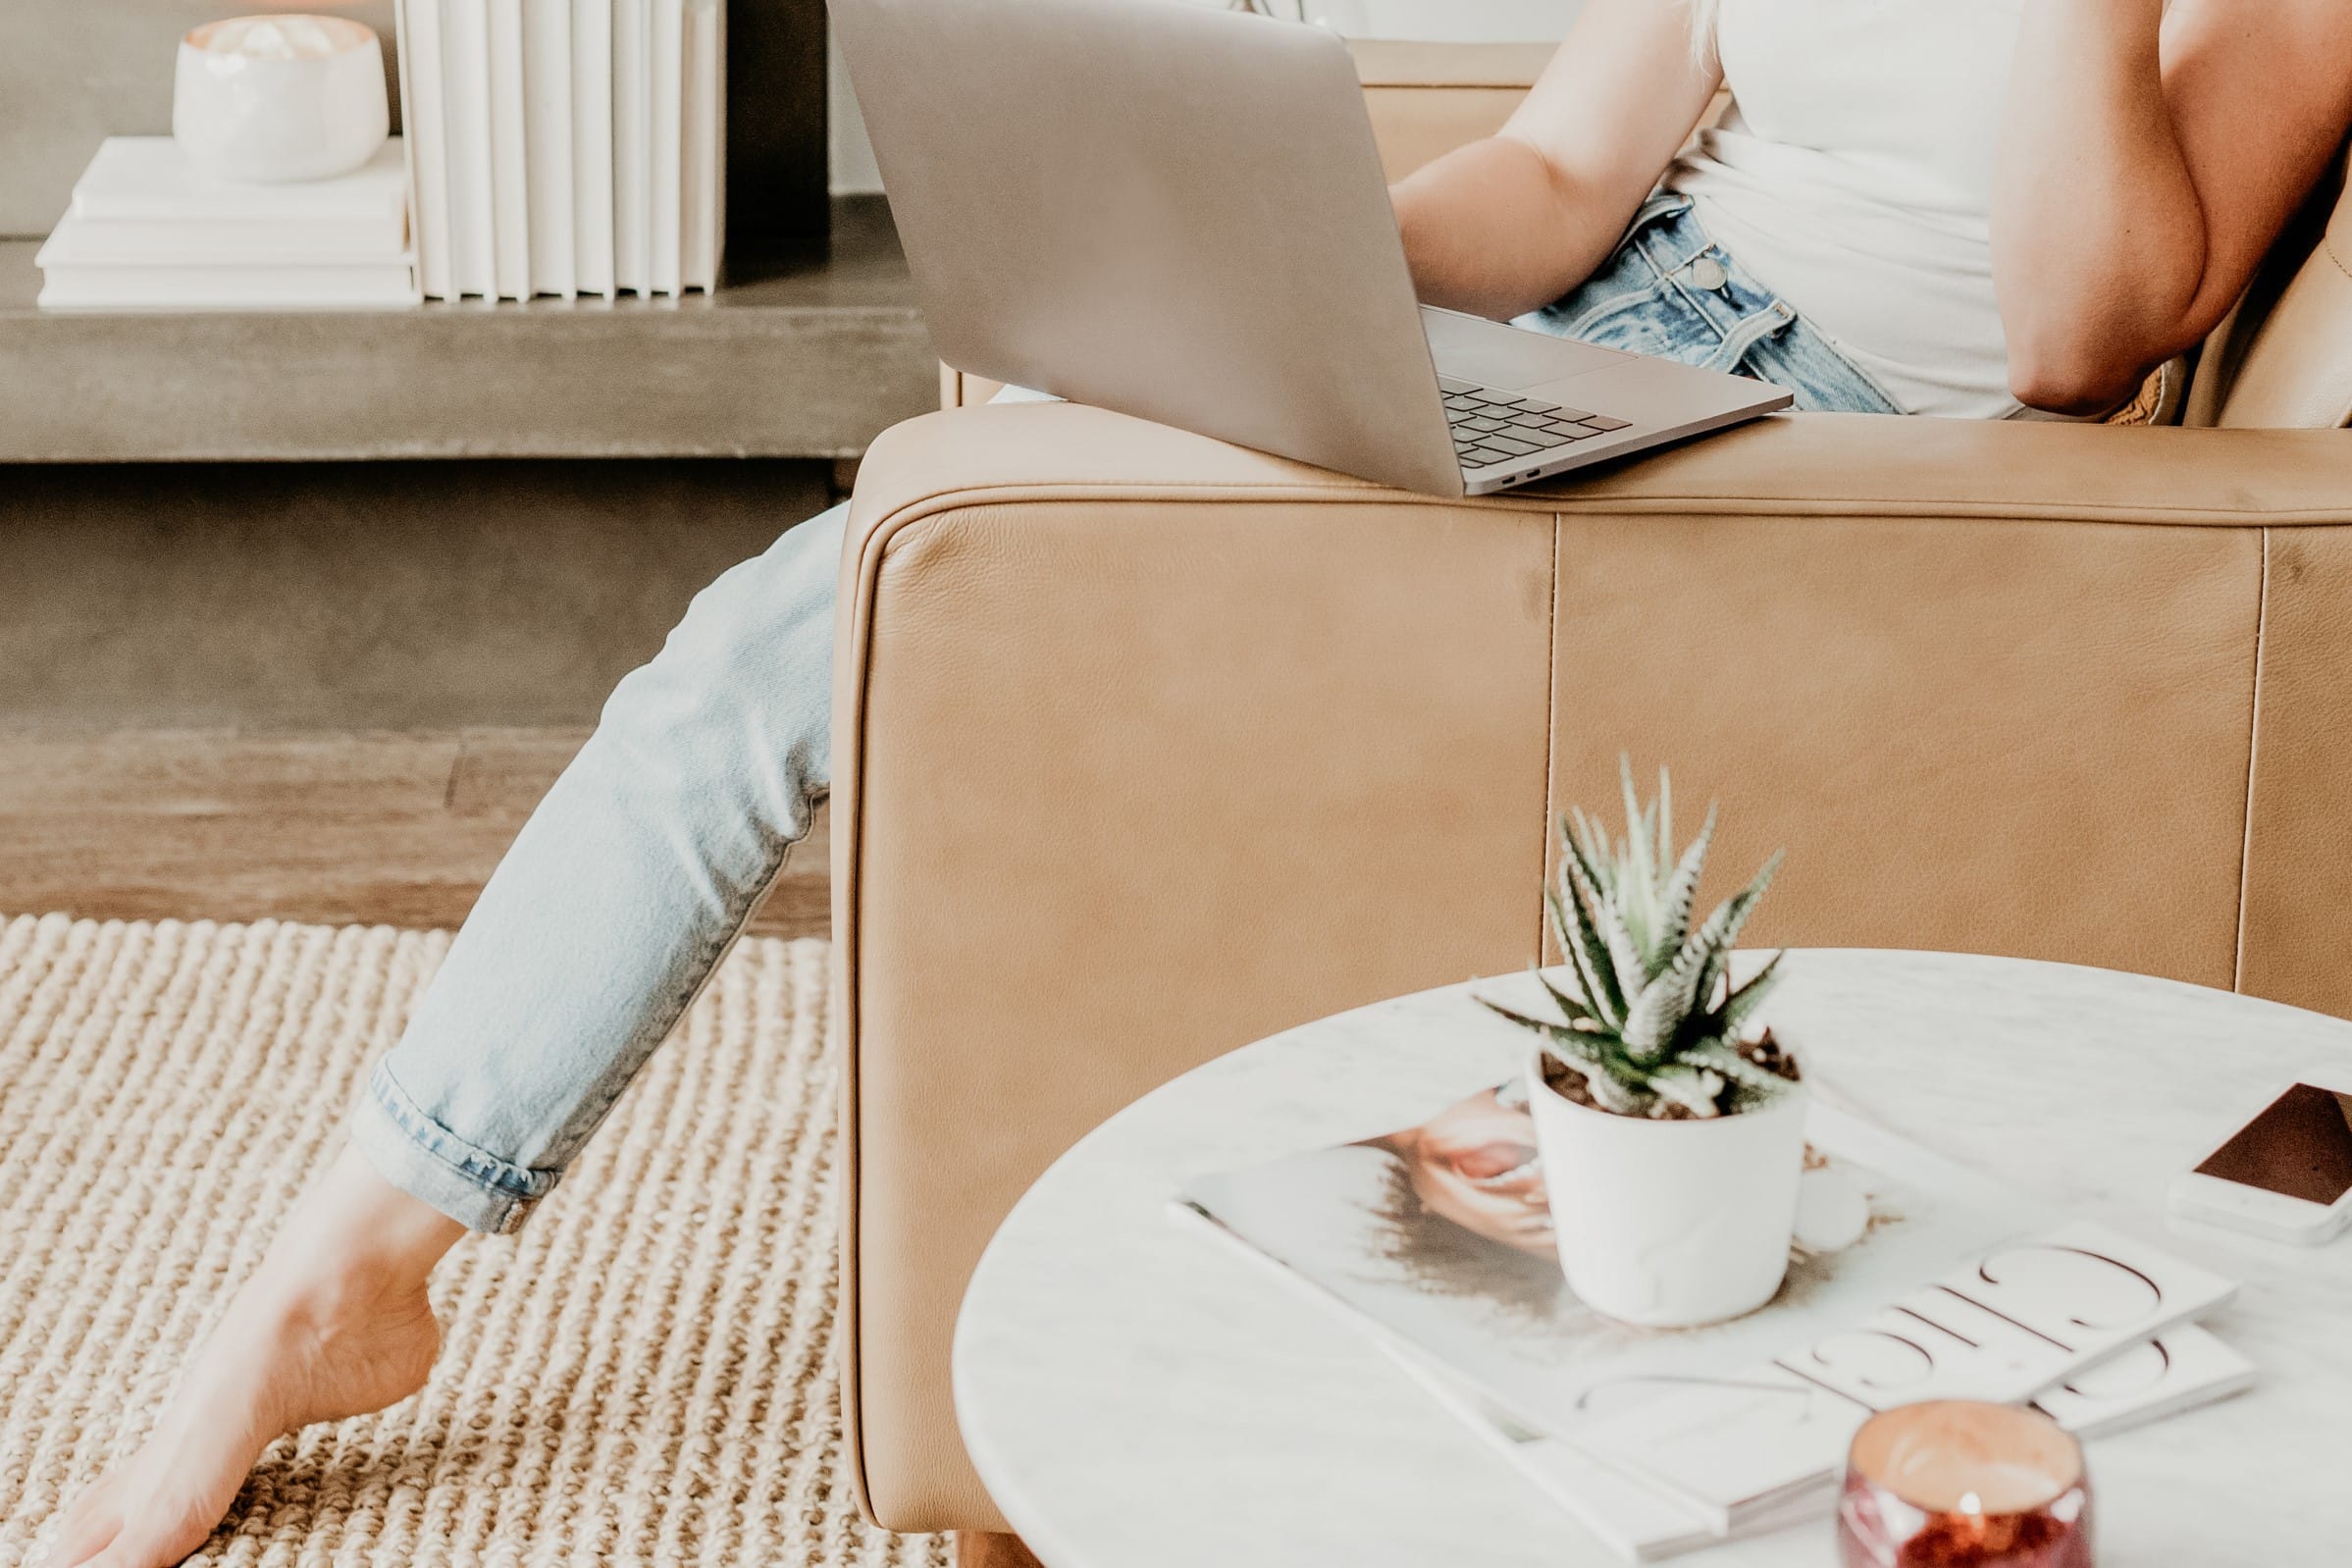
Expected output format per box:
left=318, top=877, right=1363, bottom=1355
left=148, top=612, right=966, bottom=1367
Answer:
left=1664, top=0, right=2026, bottom=418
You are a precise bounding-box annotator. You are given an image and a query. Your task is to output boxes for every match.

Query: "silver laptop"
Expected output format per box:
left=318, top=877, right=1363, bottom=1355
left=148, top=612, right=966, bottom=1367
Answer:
left=832, top=0, right=1793, bottom=498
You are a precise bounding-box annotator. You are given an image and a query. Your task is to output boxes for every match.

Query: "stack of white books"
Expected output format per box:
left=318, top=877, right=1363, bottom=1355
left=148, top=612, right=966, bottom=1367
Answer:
left=1179, top=1092, right=2257, bottom=1562
left=394, top=0, right=725, bottom=300
left=35, top=139, right=419, bottom=309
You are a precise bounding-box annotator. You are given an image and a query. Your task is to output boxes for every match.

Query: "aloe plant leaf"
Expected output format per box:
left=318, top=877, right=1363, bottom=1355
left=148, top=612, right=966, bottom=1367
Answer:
left=1685, top=1038, right=1787, bottom=1092
left=1622, top=844, right=1783, bottom=1060
left=1715, top=951, right=1785, bottom=1039
left=1701, top=848, right=1785, bottom=962
left=1654, top=802, right=1718, bottom=961
left=1546, top=886, right=1625, bottom=1029
left=1552, top=1040, right=1651, bottom=1113
left=1562, top=847, right=1646, bottom=1007
left=1555, top=837, right=1630, bottom=993
left=1477, top=1003, right=1650, bottom=1110
left=1477, top=996, right=1601, bottom=1054
left=1574, top=1058, right=1645, bottom=1115
left=1654, top=764, right=1674, bottom=880
left=1534, top=965, right=1594, bottom=1025
left=1647, top=1064, right=1725, bottom=1118
left=1617, top=758, right=1657, bottom=948
left=1564, top=808, right=1613, bottom=902
left=1618, top=761, right=1655, bottom=907
left=1618, top=915, right=1720, bottom=1059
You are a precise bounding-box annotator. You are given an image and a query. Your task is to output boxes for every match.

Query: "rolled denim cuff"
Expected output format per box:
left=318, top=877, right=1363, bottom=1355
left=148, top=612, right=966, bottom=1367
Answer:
left=349, top=1061, right=558, bottom=1234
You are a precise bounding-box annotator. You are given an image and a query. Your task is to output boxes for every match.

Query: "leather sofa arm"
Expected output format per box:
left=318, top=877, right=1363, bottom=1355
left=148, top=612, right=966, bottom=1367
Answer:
left=849, top=403, right=2352, bottom=542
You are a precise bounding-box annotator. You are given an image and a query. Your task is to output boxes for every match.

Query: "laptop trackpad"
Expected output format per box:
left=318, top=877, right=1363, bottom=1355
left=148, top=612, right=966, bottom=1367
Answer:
left=1421, top=305, right=1625, bottom=389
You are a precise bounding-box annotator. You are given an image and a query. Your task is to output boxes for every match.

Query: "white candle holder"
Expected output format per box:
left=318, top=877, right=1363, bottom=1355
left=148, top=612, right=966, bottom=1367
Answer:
left=173, top=14, right=391, bottom=184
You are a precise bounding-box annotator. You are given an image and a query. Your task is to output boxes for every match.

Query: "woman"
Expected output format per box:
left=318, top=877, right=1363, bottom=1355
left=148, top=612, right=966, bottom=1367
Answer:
left=55, top=1, right=2352, bottom=1561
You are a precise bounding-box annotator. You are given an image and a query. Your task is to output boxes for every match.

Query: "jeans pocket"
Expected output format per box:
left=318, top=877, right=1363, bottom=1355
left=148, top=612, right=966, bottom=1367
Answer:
left=1529, top=195, right=1702, bottom=351
left=1553, top=284, right=1707, bottom=360
left=1740, top=316, right=1906, bottom=414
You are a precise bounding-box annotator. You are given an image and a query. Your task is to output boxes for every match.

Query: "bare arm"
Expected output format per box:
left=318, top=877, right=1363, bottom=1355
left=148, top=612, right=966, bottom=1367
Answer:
left=1391, top=0, right=1721, bottom=321
left=1995, top=0, right=2352, bottom=414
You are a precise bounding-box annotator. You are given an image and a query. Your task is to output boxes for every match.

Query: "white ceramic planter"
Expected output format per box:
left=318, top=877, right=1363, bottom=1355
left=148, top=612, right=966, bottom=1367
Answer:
left=1525, top=1047, right=1807, bottom=1327
left=174, top=15, right=390, bottom=184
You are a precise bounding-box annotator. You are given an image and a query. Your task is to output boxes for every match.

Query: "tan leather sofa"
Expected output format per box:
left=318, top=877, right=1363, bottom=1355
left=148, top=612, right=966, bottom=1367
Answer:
left=834, top=44, right=2352, bottom=1542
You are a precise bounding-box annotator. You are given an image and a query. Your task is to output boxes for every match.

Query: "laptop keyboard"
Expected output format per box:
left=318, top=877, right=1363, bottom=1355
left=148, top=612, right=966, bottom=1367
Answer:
left=1440, top=376, right=1632, bottom=473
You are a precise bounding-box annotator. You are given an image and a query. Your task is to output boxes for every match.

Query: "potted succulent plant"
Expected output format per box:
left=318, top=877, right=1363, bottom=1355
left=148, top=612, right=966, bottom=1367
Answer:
left=1483, top=765, right=1802, bottom=1328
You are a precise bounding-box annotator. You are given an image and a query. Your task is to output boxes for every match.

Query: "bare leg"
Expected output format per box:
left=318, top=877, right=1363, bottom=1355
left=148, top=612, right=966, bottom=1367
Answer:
left=49, top=1148, right=461, bottom=1568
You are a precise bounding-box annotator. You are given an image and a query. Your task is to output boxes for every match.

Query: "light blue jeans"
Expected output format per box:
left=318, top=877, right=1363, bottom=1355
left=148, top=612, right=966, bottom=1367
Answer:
left=349, top=199, right=1900, bottom=1232
left=1514, top=192, right=1904, bottom=415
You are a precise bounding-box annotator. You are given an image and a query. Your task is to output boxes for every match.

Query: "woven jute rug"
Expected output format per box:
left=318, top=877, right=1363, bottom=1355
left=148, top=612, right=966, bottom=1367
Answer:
left=0, top=913, right=948, bottom=1568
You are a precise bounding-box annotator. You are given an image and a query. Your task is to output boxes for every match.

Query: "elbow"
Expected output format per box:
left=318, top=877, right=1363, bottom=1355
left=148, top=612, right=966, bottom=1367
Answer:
left=2005, top=338, right=2153, bottom=419
left=1998, top=270, right=2196, bottom=417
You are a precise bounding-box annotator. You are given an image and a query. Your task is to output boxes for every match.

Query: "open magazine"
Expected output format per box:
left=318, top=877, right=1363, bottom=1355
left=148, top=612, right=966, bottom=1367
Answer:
left=1176, top=1085, right=2252, bottom=1560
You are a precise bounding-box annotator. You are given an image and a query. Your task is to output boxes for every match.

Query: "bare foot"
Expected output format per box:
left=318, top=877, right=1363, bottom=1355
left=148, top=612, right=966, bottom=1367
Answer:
left=49, top=1146, right=465, bottom=1568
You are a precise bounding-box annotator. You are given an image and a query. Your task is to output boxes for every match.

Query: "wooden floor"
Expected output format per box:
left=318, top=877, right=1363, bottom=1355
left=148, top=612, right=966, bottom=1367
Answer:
left=0, top=729, right=830, bottom=938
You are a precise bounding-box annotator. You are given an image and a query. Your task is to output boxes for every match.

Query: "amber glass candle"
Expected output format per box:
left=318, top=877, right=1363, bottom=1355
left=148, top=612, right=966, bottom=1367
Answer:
left=1837, top=1401, right=2092, bottom=1567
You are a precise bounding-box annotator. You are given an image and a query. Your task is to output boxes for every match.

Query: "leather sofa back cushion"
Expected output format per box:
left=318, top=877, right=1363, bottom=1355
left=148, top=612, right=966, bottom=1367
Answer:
left=2194, top=146, right=2352, bottom=429
left=1350, top=40, right=1553, bottom=180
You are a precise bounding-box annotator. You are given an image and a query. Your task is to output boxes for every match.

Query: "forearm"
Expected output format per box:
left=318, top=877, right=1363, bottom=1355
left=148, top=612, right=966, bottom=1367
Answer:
left=1994, top=0, right=2206, bottom=412
left=1392, top=134, right=1630, bottom=322
left=1394, top=0, right=1718, bottom=324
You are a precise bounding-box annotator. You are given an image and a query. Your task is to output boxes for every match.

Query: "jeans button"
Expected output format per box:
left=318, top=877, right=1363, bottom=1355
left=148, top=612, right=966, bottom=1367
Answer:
left=1690, top=255, right=1728, bottom=291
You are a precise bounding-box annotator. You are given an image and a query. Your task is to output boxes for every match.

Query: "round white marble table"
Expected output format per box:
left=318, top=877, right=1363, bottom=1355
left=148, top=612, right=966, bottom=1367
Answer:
left=954, top=950, right=2352, bottom=1566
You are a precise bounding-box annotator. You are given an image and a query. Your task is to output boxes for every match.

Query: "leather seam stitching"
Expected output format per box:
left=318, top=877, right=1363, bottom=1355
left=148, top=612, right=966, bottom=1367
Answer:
left=835, top=491, right=900, bottom=1525
left=2233, top=528, right=2270, bottom=994
left=1542, top=512, right=1562, bottom=964
left=856, top=479, right=2352, bottom=528
left=2319, top=236, right=2352, bottom=429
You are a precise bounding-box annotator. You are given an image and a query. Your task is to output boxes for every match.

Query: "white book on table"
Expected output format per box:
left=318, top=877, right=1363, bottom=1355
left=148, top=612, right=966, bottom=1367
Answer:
left=392, top=0, right=452, bottom=296
left=35, top=259, right=421, bottom=310
left=441, top=0, right=498, bottom=296
left=1382, top=1342, right=1827, bottom=1563
left=571, top=0, right=615, bottom=297
left=37, top=211, right=412, bottom=270
left=650, top=0, right=684, bottom=296
left=611, top=0, right=652, bottom=294
left=2030, top=1322, right=2255, bottom=1438
left=487, top=0, right=530, bottom=298
left=521, top=0, right=576, bottom=297
left=681, top=0, right=724, bottom=292
left=1577, top=1220, right=2241, bottom=1535
left=59, top=139, right=409, bottom=261
left=69, top=137, right=406, bottom=229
